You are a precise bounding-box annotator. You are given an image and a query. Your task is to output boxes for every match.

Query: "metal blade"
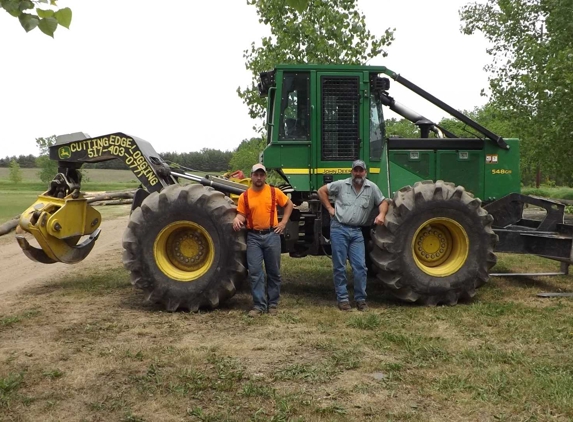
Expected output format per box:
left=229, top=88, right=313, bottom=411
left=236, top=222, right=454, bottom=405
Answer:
left=16, top=235, right=57, bottom=264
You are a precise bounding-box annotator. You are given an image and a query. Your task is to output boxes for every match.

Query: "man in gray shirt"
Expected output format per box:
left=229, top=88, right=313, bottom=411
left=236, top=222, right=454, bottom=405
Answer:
left=317, top=160, right=389, bottom=311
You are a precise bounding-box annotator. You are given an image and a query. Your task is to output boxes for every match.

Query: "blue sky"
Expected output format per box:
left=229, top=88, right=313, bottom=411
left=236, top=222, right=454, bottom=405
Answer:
left=0, top=0, right=490, bottom=157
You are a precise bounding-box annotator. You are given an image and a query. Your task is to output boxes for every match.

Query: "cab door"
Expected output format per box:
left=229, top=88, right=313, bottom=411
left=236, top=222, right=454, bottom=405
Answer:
left=315, top=72, right=365, bottom=183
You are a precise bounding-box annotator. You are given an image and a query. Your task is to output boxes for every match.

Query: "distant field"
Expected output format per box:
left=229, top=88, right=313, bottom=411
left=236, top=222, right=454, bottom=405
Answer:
left=522, top=185, right=573, bottom=200
left=0, top=192, right=39, bottom=222
left=0, top=168, right=139, bottom=184
left=0, top=168, right=139, bottom=223
left=0, top=168, right=225, bottom=223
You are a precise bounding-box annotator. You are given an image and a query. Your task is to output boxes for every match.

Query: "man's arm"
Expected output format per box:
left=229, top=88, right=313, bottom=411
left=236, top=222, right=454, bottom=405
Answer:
left=233, top=213, right=246, bottom=231
left=233, top=194, right=247, bottom=231
left=374, top=199, right=389, bottom=226
left=275, top=199, right=294, bottom=234
left=317, top=185, right=335, bottom=217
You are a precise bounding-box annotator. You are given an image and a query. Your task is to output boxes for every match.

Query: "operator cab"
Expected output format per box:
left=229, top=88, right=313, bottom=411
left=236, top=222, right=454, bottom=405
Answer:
left=258, top=65, right=390, bottom=197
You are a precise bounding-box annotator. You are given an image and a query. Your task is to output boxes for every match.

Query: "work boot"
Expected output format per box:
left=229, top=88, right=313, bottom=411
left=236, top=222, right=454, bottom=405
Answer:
left=268, top=305, right=278, bottom=316
left=356, top=301, right=369, bottom=312
left=248, top=308, right=264, bottom=317
left=337, top=301, right=352, bottom=311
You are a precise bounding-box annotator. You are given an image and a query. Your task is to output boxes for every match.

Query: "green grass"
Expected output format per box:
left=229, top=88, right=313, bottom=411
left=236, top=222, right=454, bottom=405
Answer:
left=0, top=373, right=24, bottom=408
left=1, top=253, right=572, bottom=421
left=0, top=168, right=139, bottom=183
left=0, top=168, right=140, bottom=223
left=0, top=191, right=40, bottom=223
left=2, top=172, right=573, bottom=420
left=522, top=185, right=573, bottom=200
left=0, top=167, right=226, bottom=223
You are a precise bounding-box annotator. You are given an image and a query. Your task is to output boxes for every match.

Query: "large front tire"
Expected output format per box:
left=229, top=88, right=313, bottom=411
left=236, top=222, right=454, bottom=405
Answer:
left=370, top=181, right=498, bottom=305
left=122, top=184, right=247, bottom=311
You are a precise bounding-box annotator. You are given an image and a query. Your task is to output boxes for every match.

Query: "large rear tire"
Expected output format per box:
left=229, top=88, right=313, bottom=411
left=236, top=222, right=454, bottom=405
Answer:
left=122, top=184, right=247, bottom=311
left=370, top=180, right=498, bottom=305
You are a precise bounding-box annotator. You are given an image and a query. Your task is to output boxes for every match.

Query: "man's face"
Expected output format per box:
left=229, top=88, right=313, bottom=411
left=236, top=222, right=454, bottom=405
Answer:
left=251, top=170, right=267, bottom=187
left=351, top=166, right=366, bottom=185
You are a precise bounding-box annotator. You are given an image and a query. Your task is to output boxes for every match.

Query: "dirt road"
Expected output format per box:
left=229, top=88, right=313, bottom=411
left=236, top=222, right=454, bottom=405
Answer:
left=0, top=205, right=566, bottom=297
left=0, top=215, right=129, bottom=296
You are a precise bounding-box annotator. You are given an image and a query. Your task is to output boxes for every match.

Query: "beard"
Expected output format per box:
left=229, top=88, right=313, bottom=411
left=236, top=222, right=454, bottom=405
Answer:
left=352, top=176, right=365, bottom=185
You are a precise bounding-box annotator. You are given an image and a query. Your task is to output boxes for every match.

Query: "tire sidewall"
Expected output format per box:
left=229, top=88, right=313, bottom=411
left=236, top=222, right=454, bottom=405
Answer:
left=391, top=200, right=488, bottom=294
left=137, top=191, right=238, bottom=297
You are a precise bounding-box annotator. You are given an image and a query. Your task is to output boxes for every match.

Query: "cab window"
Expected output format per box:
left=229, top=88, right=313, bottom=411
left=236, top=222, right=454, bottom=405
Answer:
left=279, top=73, right=310, bottom=141
left=369, top=96, right=384, bottom=161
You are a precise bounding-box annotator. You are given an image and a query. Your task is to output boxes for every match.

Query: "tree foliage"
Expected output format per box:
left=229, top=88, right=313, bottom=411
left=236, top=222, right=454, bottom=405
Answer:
left=161, top=149, right=233, bottom=173
left=0, top=154, right=36, bottom=168
left=386, top=103, right=514, bottom=141
left=1, top=0, right=72, bottom=37
left=229, top=137, right=266, bottom=175
left=239, top=0, right=395, bottom=121
left=438, top=103, right=515, bottom=140
left=8, top=159, right=22, bottom=183
left=460, top=0, right=573, bottom=184
left=385, top=118, right=422, bottom=138
left=35, top=135, right=58, bottom=183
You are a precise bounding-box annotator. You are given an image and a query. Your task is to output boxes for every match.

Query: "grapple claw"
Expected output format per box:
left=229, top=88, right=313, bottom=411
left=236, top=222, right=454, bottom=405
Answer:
left=16, top=229, right=101, bottom=264
left=16, top=192, right=102, bottom=265
left=16, top=235, right=58, bottom=264
left=58, top=228, right=101, bottom=264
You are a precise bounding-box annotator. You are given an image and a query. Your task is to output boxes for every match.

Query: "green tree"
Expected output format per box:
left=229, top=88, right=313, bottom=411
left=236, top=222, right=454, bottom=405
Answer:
left=238, top=0, right=395, bottom=122
left=229, top=137, right=267, bottom=175
left=438, top=103, right=515, bottom=139
left=384, top=118, right=422, bottom=138
left=8, top=159, right=22, bottom=183
left=1, top=0, right=72, bottom=37
left=36, top=135, right=58, bottom=183
left=460, top=0, right=573, bottom=184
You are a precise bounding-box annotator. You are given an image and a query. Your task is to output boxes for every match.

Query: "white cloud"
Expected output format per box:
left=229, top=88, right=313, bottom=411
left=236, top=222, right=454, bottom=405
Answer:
left=0, top=0, right=490, bottom=158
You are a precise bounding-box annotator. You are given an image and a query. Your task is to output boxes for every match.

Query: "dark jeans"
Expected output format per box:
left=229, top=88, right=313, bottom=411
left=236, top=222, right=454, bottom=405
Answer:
left=246, top=231, right=282, bottom=311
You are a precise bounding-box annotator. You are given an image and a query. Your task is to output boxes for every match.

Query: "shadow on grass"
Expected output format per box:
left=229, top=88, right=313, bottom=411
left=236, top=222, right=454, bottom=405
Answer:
left=21, top=258, right=438, bottom=315
left=492, top=273, right=572, bottom=292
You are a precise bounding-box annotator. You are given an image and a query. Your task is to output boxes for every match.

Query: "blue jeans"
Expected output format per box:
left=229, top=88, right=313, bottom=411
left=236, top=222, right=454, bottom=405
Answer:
left=330, top=220, right=367, bottom=303
left=246, top=231, right=282, bottom=311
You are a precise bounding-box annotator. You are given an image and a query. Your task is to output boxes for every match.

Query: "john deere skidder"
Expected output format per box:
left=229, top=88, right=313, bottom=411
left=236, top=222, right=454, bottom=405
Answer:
left=16, top=64, right=573, bottom=310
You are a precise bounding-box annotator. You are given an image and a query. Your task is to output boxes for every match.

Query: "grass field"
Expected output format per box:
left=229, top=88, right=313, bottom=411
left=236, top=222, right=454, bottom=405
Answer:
left=0, top=168, right=224, bottom=223
left=1, top=171, right=573, bottom=420
left=0, top=168, right=140, bottom=223
left=0, top=252, right=572, bottom=421
left=0, top=168, right=140, bottom=184
left=522, top=186, right=573, bottom=200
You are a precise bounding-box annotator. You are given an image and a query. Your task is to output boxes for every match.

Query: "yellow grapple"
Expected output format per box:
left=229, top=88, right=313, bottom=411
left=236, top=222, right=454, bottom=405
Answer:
left=16, top=193, right=102, bottom=264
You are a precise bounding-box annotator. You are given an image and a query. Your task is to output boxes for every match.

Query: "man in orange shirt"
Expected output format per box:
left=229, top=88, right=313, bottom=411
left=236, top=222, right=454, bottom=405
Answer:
left=233, top=164, right=294, bottom=316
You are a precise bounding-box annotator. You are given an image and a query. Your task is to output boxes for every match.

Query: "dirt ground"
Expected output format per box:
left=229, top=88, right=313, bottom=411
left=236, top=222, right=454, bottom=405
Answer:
left=0, top=205, right=566, bottom=298
left=0, top=214, right=129, bottom=297
left=1, top=207, right=573, bottom=420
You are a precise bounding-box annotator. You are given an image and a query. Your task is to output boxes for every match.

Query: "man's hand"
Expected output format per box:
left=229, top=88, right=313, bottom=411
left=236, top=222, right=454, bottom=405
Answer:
left=233, top=216, right=245, bottom=232
left=274, top=221, right=287, bottom=234
left=328, top=207, right=335, bottom=217
left=375, top=199, right=389, bottom=226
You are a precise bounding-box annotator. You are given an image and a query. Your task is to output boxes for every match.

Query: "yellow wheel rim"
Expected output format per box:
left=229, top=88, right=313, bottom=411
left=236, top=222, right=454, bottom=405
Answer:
left=154, top=221, right=215, bottom=282
left=411, top=217, right=469, bottom=277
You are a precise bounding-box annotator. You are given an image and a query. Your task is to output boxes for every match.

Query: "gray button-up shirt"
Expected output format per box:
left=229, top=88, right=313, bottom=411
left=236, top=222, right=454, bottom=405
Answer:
left=327, top=178, right=385, bottom=226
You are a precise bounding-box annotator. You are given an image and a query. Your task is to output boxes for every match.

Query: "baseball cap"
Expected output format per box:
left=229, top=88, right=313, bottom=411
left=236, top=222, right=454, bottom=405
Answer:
left=251, top=163, right=267, bottom=174
left=351, top=159, right=367, bottom=170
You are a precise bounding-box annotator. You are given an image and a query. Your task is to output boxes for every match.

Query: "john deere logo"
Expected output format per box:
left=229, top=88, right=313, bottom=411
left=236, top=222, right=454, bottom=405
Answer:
left=58, top=146, right=71, bottom=159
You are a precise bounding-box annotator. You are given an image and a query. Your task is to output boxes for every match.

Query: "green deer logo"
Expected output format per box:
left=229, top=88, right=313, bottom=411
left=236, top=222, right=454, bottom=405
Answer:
left=58, top=146, right=71, bottom=159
